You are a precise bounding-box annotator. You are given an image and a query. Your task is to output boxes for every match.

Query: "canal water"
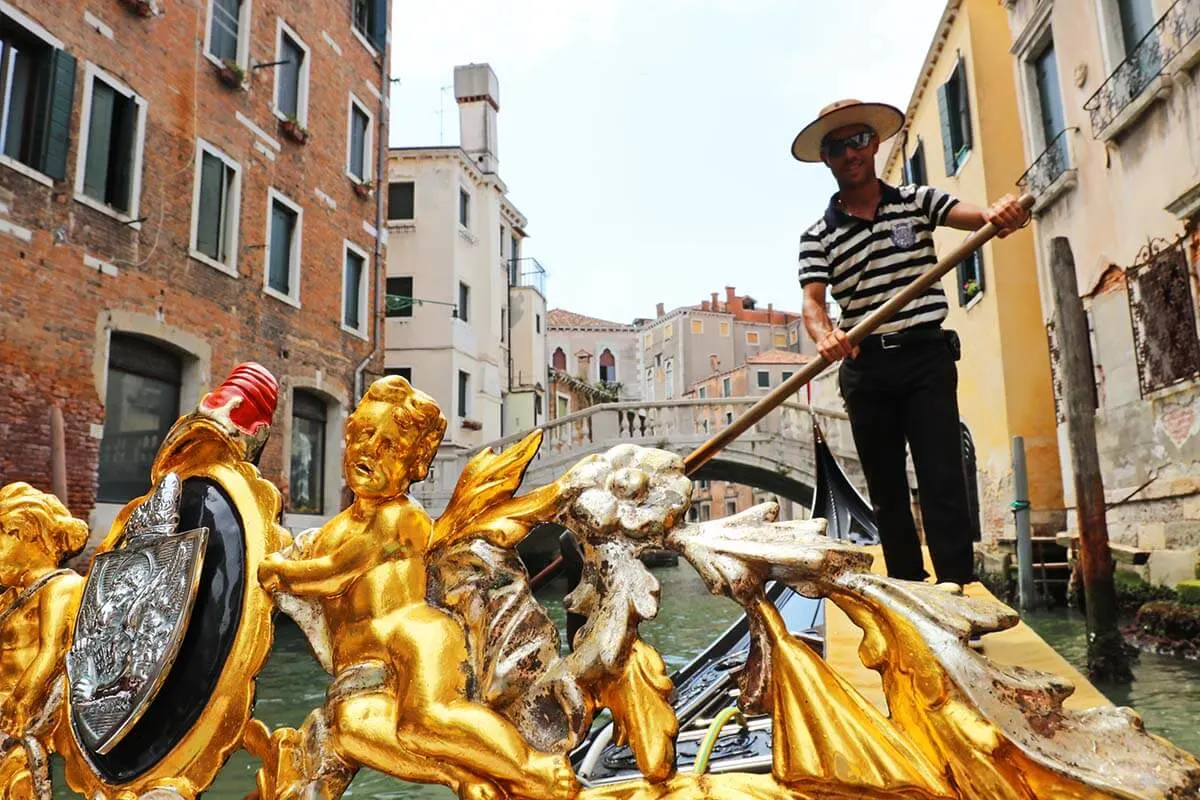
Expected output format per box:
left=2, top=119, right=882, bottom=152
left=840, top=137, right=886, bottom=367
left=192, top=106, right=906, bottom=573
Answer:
left=50, top=566, right=1200, bottom=798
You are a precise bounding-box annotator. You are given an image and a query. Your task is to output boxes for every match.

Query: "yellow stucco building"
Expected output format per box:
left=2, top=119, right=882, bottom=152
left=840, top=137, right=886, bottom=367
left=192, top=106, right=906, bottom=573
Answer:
left=879, top=0, right=1064, bottom=545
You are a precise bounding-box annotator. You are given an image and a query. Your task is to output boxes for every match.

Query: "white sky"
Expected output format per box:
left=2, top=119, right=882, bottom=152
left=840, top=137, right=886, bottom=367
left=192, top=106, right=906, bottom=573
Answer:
left=389, top=0, right=948, bottom=323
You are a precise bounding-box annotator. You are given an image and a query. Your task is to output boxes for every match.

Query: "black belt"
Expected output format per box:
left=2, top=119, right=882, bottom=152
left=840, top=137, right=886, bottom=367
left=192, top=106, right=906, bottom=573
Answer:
left=859, top=327, right=947, bottom=352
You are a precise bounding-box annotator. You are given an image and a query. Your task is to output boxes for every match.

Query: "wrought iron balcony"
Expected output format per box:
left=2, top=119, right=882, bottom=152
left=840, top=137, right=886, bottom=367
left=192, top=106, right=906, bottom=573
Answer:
left=1017, top=128, right=1073, bottom=198
left=1083, top=0, right=1200, bottom=138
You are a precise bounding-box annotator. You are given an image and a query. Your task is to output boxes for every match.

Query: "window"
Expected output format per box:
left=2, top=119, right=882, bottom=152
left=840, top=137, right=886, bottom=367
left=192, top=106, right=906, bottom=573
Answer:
left=190, top=140, right=241, bottom=274
left=724, top=411, right=734, bottom=425
left=388, top=181, right=414, bottom=220
left=937, top=57, right=972, bottom=175
left=956, top=249, right=985, bottom=306
left=1033, top=39, right=1067, bottom=149
left=699, top=502, right=711, bottom=522
left=664, top=323, right=674, bottom=340
left=457, top=370, right=470, bottom=418
left=773, top=333, right=786, bottom=347
left=500, top=306, right=506, bottom=342
left=265, top=188, right=303, bottom=305
left=347, top=94, right=372, bottom=183
left=386, top=276, right=412, bottom=318
left=352, top=0, right=385, bottom=52
left=722, top=377, right=731, bottom=397
left=782, top=371, right=794, bottom=383
left=556, top=394, right=570, bottom=419
left=98, top=334, right=182, bottom=503
left=510, top=233, right=520, bottom=264
left=274, top=22, right=310, bottom=125
left=76, top=64, right=147, bottom=220
left=691, top=319, right=703, bottom=334
left=725, top=500, right=737, bottom=517
left=789, top=328, right=799, bottom=344
left=289, top=390, right=326, bottom=515
left=342, top=241, right=368, bottom=335
left=206, top=0, right=249, bottom=68
left=459, top=187, right=470, bottom=228
left=746, top=331, right=760, bottom=345
left=757, top=370, right=770, bottom=388
left=664, top=359, right=674, bottom=398
left=385, top=367, right=412, bottom=383
left=903, top=138, right=928, bottom=185
left=698, top=386, right=707, bottom=399
left=599, top=348, right=616, bottom=383
left=457, top=281, right=470, bottom=322
left=719, top=321, right=730, bottom=337
left=535, top=314, right=541, bottom=333
left=0, top=10, right=74, bottom=181
left=1115, top=0, right=1156, bottom=58
left=552, top=347, right=567, bottom=371
left=644, top=333, right=653, bottom=348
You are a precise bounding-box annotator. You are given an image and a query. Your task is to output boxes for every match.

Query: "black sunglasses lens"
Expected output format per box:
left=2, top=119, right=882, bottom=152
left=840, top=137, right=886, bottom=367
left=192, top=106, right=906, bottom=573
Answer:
left=823, top=132, right=873, bottom=156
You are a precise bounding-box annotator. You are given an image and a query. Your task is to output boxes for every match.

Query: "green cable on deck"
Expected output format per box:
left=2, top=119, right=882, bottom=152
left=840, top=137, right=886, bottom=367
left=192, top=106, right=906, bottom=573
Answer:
left=692, top=706, right=748, bottom=775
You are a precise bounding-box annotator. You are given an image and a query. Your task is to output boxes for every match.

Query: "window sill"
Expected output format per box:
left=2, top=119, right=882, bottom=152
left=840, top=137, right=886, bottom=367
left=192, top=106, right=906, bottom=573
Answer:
left=1144, top=378, right=1199, bottom=404
left=963, top=292, right=984, bottom=312
left=74, top=193, right=141, bottom=230
left=0, top=155, right=54, bottom=187
left=458, top=227, right=478, bottom=246
left=263, top=286, right=301, bottom=309
left=387, top=219, right=415, bottom=230
left=1032, top=169, right=1078, bottom=215
left=350, top=25, right=381, bottom=59
left=341, top=323, right=369, bottom=341
left=272, top=106, right=309, bottom=128
left=189, top=249, right=239, bottom=277
left=952, top=148, right=974, bottom=178
left=1096, top=76, right=1172, bottom=143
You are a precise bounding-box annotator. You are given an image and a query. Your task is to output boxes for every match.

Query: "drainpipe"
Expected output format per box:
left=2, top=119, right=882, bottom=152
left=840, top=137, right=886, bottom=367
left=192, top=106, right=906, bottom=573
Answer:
left=504, top=253, right=513, bottom=436
left=354, top=2, right=392, bottom=401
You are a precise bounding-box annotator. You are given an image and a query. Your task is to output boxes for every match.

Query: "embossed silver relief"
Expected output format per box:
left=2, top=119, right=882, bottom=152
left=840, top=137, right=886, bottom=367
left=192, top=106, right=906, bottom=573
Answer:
left=66, top=473, right=208, bottom=754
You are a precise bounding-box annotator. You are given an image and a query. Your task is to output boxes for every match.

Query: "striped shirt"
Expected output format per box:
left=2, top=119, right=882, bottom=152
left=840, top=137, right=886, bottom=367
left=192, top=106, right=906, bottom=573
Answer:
left=798, top=181, right=959, bottom=335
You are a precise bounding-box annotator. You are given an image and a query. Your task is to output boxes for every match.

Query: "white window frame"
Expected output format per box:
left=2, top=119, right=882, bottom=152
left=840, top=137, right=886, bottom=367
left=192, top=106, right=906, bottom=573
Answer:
left=1013, top=4, right=1061, bottom=159
left=263, top=187, right=304, bottom=308
left=745, top=330, right=760, bottom=345
left=346, top=92, right=373, bottom=184
left=188, top=139, right=242, bottom=276
left=272, top=19, right=311, bottom=126
left=204, top=0, right=252, bottom=70
left=691, top=318, right=704, bottom=334
left=341, top=239, right=370, bottom=338
left=458, top=185, right=472, bottom=230
left=349, top=0, right=381, bottom=57
left=73, top=62, right=148, bottom=228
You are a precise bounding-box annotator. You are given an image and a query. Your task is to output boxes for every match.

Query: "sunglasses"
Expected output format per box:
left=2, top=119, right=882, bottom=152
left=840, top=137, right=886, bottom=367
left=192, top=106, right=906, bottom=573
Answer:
left=821, top=131, right=875, bottom=157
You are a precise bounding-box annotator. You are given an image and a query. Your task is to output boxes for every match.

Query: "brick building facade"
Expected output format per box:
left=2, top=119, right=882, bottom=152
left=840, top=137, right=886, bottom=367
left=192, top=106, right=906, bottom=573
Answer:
left=0, top=0, right=390, bottom=542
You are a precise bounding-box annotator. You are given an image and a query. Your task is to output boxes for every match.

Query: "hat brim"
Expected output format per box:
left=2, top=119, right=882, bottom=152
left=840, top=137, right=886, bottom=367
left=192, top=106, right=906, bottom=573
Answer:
left=791, top=103, right=905, bottom=163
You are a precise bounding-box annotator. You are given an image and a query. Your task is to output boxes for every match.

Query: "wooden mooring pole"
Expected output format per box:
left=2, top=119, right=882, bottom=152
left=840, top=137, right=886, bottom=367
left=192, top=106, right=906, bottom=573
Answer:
left=1047, top=237, right=1132, bottom=682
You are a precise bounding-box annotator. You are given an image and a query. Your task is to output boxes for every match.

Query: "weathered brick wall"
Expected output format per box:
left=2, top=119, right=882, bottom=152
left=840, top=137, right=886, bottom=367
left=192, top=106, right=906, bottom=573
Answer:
left=0, top=0, right=387, bottom=520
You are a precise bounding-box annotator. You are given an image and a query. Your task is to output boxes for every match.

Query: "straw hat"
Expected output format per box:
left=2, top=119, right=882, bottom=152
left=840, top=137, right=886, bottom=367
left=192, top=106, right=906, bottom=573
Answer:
left=790, top=98, right=905, bottom=163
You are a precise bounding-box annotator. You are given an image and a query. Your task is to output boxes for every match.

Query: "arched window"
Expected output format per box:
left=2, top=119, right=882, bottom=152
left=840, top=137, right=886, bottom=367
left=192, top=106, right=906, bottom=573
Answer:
left=98, top=334, right=183, bottom=503
left=290, top=390, right=328, bottom=515
left=552, top=347, right=567, bottom=371
left=599, top=348, right=616, bottom=383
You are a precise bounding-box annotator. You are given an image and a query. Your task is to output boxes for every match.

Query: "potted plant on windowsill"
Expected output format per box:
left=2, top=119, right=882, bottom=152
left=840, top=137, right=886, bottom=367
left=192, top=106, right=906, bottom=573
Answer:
left=279, top=116, right=309, bottom=144
left=216, top=59, right=246, bottom=90
left=963, top=278, right=981, bottom=302
left=351, top=179, right=372, bottom=200
left=118, top=0, right=155, bottom=16
left=461, top=418, right=482, bottom=431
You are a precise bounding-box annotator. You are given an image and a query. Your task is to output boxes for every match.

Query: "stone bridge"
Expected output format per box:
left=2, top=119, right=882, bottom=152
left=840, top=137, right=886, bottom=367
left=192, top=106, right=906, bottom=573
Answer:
left=412, top=398, right=867, bottom=517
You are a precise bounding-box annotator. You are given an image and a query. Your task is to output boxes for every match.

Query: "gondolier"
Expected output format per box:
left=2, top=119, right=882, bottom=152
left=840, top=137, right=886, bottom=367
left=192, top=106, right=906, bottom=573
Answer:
left=793, top=99, right=1029, bottom=586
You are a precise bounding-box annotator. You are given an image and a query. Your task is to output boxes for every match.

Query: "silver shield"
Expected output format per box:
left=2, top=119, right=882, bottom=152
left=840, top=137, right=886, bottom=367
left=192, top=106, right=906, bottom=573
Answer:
left=66, top=473, right=208, bottom=754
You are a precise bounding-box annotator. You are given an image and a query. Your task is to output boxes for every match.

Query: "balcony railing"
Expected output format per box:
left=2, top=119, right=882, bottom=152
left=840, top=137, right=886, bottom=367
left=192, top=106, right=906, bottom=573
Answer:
left=510, top=256, right=547, bottom=295
left=1017, top=128, right=1073, bottom=197
left=1083, top=0, right=1200, bottom=137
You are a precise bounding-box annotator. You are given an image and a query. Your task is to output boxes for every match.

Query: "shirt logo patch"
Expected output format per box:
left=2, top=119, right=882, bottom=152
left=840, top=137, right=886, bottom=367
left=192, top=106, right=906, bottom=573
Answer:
left=891, top=221, right=916, bottom=249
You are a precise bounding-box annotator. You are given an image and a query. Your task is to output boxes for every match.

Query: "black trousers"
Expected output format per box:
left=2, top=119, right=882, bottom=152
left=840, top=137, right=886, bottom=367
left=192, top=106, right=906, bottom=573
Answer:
left=837, top=337, right=976, bottom=584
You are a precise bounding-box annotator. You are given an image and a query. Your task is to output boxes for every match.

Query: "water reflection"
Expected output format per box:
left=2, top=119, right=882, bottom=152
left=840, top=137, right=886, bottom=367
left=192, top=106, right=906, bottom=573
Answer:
left=49, top=572, right=1200, bottom=797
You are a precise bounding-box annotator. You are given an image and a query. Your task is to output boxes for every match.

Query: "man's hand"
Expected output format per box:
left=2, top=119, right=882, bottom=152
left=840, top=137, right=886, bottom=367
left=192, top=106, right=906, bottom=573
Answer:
left=983, top=193, right=1030, bottom=238
left=817, top=328, right=859, bottom=362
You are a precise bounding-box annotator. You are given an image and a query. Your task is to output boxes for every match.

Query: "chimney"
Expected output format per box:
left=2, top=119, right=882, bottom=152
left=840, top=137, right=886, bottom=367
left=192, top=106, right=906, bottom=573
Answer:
left=454, top=64, right=500, bottom=173
left=725, top=286, right=736, bottom=304
left=656, top=302, right=665, bottom=318
left=767, top=302, right=774, bottom=322
left=711, top=292, right=719, bottom=309
left=701, top=300, right=710, bottom=311
left=709, top=354, right=720, bottom=373
left=576, top=350, right=592, bottom=380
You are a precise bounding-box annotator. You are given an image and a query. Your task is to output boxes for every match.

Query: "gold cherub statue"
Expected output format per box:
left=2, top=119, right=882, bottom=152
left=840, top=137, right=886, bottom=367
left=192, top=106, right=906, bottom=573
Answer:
left=0, top=483, right=88, bottom=799
left=255, top=376, right=577, bottom=800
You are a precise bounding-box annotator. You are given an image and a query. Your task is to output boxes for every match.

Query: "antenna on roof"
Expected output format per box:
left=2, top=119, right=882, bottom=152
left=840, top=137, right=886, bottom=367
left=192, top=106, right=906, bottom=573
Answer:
left=438, top=84, right=452, bottom=144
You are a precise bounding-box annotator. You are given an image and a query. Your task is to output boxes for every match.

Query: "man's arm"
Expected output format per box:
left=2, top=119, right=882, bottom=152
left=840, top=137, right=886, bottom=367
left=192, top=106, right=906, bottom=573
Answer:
left=943, top=193, right=1030, bottom=238
left=803, top=283, right=858, bottom=361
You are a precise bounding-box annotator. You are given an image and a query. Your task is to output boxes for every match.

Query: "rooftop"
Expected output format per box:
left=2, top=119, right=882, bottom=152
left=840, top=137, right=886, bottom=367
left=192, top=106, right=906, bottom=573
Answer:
left=747, top=349, right=811, bottom=365
left=547, top=309, right=636, bottom=330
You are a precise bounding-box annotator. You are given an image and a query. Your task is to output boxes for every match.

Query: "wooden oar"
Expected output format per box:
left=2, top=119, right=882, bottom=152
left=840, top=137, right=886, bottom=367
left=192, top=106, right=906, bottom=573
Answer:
left=529, top=193, right=1035, bottom=590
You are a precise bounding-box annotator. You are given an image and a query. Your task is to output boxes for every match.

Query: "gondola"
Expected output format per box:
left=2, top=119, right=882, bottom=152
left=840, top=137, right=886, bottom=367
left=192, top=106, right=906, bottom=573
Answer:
left=567, top=423, right=881, bottom=786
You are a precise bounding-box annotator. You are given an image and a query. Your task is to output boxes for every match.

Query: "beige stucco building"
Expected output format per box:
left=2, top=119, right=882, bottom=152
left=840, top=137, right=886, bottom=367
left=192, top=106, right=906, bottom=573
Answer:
left=1003, top=0, right=1200, bottom=585
left=385, top=64, right=547, bottom=451
left=546, top=310, right=643, bottom=419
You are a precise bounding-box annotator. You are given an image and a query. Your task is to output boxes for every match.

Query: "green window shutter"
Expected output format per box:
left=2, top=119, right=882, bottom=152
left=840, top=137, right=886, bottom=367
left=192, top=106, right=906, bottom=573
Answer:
left=38, top=49, right=76, bottom=181
left=343, top=251, right=363, bottom=328
left=370, top=0, right=387, bottom=51
left=269, top=202, right=294, bottom=293
left=196, top=152, right=225, bottom=259
left=83, top=82, right=115, bottom=202
left=936, top=82, right=955, bottom=176
left=956, top=59, right=973, bottom=154
left=109, top=93, right=137, bottom=212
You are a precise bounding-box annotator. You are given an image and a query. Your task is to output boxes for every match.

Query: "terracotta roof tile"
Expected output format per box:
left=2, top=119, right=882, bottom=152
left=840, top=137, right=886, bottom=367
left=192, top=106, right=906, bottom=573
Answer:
left=746, top=349, right=810, bottom=365
left=547, top=309, right=633, bottom=329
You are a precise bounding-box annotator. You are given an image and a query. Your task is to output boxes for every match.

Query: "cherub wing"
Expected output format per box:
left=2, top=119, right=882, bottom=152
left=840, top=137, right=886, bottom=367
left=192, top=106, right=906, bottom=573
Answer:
left=430, top=429, right=562, bottom=552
